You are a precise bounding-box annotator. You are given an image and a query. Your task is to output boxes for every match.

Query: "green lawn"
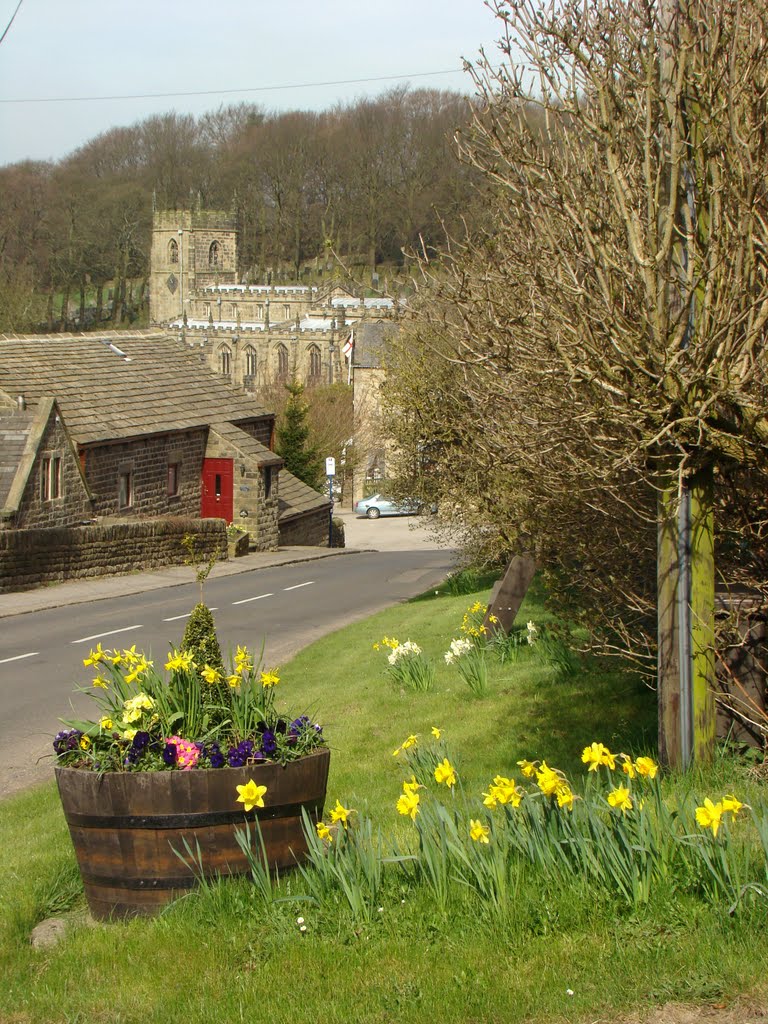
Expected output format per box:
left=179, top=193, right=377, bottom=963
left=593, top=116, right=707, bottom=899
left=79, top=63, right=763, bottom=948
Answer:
left=1, top=579, right=765, bottom=1024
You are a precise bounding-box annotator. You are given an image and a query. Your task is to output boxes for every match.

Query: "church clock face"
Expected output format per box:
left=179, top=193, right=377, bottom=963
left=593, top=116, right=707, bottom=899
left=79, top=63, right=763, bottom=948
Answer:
left=166, top=273, right=178, bottom=294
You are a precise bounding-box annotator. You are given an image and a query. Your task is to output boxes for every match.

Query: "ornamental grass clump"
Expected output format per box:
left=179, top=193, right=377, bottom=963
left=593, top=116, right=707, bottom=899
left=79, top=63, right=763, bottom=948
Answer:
left=52, top=631, right=325, bottom=773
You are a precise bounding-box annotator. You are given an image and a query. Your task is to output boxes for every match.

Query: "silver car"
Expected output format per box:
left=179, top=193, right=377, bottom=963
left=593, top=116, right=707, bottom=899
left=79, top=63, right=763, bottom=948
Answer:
left=354, top=493, right=420, bottom=519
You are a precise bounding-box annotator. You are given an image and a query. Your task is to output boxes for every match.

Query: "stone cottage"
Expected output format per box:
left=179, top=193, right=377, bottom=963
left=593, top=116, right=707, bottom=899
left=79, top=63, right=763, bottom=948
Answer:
left=0, top=331, right=329, bottom=549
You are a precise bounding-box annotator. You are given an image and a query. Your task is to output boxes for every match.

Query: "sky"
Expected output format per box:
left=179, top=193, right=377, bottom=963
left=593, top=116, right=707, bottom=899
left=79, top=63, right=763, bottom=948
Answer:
left=0, top=0, right=505, bottom=167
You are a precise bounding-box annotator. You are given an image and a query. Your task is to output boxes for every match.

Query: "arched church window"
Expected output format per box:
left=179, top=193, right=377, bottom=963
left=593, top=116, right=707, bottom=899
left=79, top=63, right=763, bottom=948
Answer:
left=276, top=344, right=289, bottom=380
left=208, top=241, right=220, bottom=267
left=168, top=238, right=178, bottom=264
left=245, top=346, right=257, bottom=378
left=219, top=345, right=231, bottom=376
left=308, top=344, right=321, bottom=380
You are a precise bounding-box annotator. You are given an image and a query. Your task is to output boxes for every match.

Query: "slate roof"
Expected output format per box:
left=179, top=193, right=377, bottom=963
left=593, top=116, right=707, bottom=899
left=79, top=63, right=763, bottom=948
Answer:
left=209, top=420, right=283, bottom=468
left=352, top=321, right=400, bottom=369
left=278, top=471, right=330, bottom=522
left=0, top=408, right=35, bottom=510
left=0, top=331, right=272, bottom=445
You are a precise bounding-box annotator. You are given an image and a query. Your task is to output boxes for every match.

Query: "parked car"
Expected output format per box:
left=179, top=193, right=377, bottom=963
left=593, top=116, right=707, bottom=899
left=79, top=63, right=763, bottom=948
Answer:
left=354, top=493, right=421, bottom=519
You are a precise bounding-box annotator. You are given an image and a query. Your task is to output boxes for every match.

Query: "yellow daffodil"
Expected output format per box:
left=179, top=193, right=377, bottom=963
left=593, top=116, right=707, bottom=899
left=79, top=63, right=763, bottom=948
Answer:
left=316, top=821, right=333, bottom=842
left=556, top=784, right=574, bottom=811
left=434, top=758, right=457, bottom=788
left=469, top=819, right=490, bottom=843
left=125, top=657, right=152, bottom=685
left=536, top=762, right=563, bottom=797
left=396, top=790, right=420, bottom=820
left=226, top=672, right=242, bottom=688
left=329, top=800, right=352, bottom=829
left=201, top=665, right=222, bottom=684
left=721, top=795, right=744, bottom=816
left=92, top=675, right=110, bottom=689
left=634, top=756, right=658, bottom=779
left=581, top=741, right=615, bottom=771
left=483, top=775, right=522, bottom=810
left=517, top=759, right=537, bottom=778
left=620, top=754, right=636, bottom=779
left=393, top=734, right=418, bottom=756
left=431, top=726, right=442, bottom=740
left=83, top=643, right=106, bottom=667
left=402, top=776, right=421, bottom=795
left=695, top=798, right=724, bottom=836
left=165, top=650, right=194, bottom=672
left=122, top=645, right=140, bottom=665
left=235, top=780, right=268, bottom=812
left=109, top=650, right=124, bottom=666
left=260, top=671, right=280, bottom=688
left=607, top=786, right=633, bottom=814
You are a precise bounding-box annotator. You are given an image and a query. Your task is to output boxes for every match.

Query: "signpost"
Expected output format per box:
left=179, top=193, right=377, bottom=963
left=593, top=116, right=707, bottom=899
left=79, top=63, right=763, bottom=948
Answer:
left=325, top=457, right=335, bottom=547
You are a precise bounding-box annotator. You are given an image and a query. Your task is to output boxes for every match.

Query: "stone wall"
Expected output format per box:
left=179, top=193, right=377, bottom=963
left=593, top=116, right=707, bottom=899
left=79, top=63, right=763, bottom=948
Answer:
left=278, top=507, right=329, bottom=547
left=83, top=430, right=207, bottom=518
left=204, top=428, right=279, bottom=552
left=0, top=517, right=226, bottom=594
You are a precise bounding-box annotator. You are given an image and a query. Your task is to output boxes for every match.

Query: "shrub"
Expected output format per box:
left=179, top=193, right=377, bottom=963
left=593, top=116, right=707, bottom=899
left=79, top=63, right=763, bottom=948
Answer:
left=181, top=603, right=224, bottom=671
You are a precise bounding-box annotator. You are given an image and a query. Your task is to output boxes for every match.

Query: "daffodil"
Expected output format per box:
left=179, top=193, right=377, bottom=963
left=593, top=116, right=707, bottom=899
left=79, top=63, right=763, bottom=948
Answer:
left=536, top=762, right=563, bottom=797
left=695, top=797, right=724, bottom=836
left=316, top=821, right=333, bottom=842
left=483, top=775, right=522, bottom=809
left=260, top=671, right=280, bottom=688
left=235, top=780, right=268, bottom=812
left=581, top=742, right=615, bottom=771
left=607, top=786, right=633, bottom=814
left=555, top=784, right=574, bottom=810
left=393, top=734, right=418, bottom=756
left=165, top=649, right=194, bottom=672
left=469, top=819, right=490, bottom=843
left=396, top=790, right=420, bottom=820
left=92, top=675, right=110, bottom=689
left=125, top=657, right=152, bottom=685
left=620, top=754, right=636, bottom=779
left=83, top=643, right=106, bottom=667
left=517, top=759, right=537, bottom=778
left=634, top=756, right=658, bottom=779
left=431, top=726, right=442, bottom=740
left=226, top=672, right=242, bottom=688
left=434, top=758, right=457, bottom=787
left=201, top=664, right=222, bottom=684
left=721, top=795, right=744, bottom=816
left=402, top=776, right=421, bottom=795
left=329, top=800, right=352, bottom=828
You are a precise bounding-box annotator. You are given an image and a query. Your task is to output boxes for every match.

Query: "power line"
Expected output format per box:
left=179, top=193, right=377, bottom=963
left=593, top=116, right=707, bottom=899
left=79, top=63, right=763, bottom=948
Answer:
left=0, top=65, right=480, bottom=106
left=0, top=0, right=24, bottom=47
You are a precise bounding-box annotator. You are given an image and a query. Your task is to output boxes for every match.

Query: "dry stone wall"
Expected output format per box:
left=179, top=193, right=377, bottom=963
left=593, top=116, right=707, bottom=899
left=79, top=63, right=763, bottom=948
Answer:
left=0, top=517, right=226, bottom=593
left=278, top=507, right=329, bottom=547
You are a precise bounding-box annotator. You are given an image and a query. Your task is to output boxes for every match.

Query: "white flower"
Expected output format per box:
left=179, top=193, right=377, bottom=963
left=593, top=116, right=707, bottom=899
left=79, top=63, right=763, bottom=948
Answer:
left=296, top=916, right=304, bottom=925
left=526, top=621, right=538, bottom=644
left=444, top=637, right=472, bottom=663
left=388, top=640, right=422, bottom=664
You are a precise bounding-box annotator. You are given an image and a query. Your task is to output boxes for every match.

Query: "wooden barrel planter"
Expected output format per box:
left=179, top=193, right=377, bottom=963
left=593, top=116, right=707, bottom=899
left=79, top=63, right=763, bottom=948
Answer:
left=55, top=748, right=330, bottom=921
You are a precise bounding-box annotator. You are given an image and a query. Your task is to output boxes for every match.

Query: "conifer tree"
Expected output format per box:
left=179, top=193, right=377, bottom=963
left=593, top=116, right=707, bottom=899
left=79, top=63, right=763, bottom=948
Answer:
left=275, top=377, right=324, bottom=490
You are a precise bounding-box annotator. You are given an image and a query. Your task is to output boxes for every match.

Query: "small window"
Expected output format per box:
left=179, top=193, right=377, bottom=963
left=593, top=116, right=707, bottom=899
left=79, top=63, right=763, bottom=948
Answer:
left=264, top=466, right=272, bottom=499
left=231, top=303, right=238, bottom=319
left=118, top=470, right=132, bottom=509
left=208, top=240, right=219, bottom=267
left=257, top=303, right=264, bottom=319
left=308, top=344, right=321, bottom=379
left=203, top=303, right=211, bottom=319
left=283, top=304, right=291, bottom=320
left=167, top=462, right=180, bottom=497
left=277, top=344, right=289, bottom=379
left=219, top=345, right=231, bottom=375
left=40, top=455, right=62, bottom=501
left=245, top=345, right=257, bottom=377
left=215, top=473, right=222, bottom=499
left=168, top=238, right=179, bottom=264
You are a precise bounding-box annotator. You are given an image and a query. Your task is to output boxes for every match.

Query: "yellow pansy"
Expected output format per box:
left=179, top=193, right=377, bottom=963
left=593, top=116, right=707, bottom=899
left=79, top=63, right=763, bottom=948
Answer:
left=79, top=735, right=91, bottom=750
left=235, top=780, right=268, bottom=812
left=99, top=716, right=113, bottom=730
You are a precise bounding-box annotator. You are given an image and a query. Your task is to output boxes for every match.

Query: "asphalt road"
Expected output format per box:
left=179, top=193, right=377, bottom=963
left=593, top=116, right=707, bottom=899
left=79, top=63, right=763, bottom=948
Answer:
left=0, top=511, right=455, bottom=799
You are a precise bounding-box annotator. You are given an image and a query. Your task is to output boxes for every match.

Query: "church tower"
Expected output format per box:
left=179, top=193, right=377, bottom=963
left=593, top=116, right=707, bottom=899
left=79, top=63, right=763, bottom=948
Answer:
left=149, top=209, right=238, bottom=326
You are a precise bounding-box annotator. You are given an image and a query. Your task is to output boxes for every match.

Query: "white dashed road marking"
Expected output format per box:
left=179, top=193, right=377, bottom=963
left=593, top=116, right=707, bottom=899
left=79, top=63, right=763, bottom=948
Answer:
left=231, top=593, right=273, bottom=606
left=283, top=582, right=314, bottom=591
left=0, top=652, right=39, bottom=664
left=71, top=625, right=143, bottom=645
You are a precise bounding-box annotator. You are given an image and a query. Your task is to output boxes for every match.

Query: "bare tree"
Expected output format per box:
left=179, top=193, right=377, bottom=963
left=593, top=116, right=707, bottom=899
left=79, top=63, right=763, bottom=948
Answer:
left=383, top=0, right=768, bottom=764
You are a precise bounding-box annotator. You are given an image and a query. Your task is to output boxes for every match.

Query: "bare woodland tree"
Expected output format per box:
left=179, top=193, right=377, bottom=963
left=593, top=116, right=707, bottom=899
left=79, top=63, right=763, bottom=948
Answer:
left=383, top=0, right=768, bottom=761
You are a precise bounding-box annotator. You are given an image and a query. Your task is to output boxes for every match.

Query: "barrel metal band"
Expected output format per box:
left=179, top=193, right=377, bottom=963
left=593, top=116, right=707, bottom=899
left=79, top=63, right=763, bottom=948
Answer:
left=81, top=873, right=205, bottom=891
left=64, top=800, right=319, bottom=829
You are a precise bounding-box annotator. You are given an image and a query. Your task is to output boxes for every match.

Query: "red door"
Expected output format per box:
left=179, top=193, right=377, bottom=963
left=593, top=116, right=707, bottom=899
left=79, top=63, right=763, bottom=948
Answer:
left=201, top=458, right=234, bottom=523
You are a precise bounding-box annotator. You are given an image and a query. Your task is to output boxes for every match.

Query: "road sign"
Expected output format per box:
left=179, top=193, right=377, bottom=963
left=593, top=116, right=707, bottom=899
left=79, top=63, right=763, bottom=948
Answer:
left=325, top=457, right=336, bottom=477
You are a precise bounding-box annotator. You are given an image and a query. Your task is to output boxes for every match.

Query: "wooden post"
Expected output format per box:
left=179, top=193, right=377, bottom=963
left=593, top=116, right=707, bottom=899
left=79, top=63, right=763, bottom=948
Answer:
left=658, top=482, right=682, bottom=767
left=690, top=465, right=716, bottom=762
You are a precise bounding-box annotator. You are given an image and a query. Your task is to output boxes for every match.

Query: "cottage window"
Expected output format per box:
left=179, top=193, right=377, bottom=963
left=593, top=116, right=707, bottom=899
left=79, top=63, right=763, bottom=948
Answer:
left=118, top=470, right=133, bottom=509
left=208, top=241, right=219, bottom=267
left=40, top=455, right=62, bottom=501
left=276, top=344, right=289, bottom=380
left=308, top=344, right=321, bottom=380
left=263, top=466, right=272, bottom=500
left=219, top=345, right=232, bottom=375
left=167, top=462, right=180, bottom=497
left=245, top=346, right=257, bottom=377
left=168, top=238, right=179, bottom=264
